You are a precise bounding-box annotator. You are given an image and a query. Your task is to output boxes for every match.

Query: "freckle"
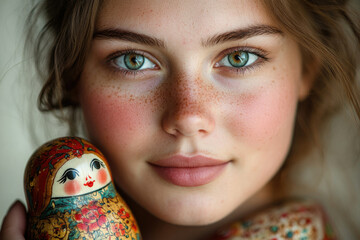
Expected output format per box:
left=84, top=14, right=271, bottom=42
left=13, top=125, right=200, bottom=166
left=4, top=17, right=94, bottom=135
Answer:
left=273, top=66, right=276, bottom=71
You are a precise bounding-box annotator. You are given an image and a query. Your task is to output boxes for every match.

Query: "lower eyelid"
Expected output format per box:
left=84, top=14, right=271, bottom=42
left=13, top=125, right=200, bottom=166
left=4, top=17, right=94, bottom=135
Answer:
left=108, top=52, right=158, bottom=71
left=214, top=58, right=268, bottom=76
left=216, top=52, right=259, bottom=67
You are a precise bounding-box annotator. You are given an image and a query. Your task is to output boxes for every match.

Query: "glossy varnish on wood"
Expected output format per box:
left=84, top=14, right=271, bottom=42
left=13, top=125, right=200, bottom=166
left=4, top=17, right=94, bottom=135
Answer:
left=24, top=137, right=141, bottom=239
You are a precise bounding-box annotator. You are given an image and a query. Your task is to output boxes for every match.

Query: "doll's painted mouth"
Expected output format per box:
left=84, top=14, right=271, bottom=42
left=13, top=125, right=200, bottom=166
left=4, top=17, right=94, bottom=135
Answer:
left=84, top=180, right=95, bottom=187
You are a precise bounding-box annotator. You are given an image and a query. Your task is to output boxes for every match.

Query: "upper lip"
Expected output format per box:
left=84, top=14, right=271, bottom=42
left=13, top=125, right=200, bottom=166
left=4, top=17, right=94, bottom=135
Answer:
left=150, top=155, right=228, bottom=168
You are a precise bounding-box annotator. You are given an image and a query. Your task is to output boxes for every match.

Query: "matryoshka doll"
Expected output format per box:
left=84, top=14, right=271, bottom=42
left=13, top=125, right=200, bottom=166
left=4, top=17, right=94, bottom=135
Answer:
left=24, top=137, right=141, bottom=240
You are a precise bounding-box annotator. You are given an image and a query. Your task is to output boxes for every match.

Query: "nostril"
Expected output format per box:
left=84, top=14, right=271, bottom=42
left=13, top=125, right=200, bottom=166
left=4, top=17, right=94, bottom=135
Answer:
left=162, top=109, right=215, bottom=138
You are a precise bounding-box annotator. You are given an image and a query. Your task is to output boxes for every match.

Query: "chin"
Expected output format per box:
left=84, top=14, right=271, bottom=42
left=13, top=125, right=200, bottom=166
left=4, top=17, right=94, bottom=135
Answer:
left=148, top=199, right=236, bottom=227
left=159, top=213, right=225, bottom=227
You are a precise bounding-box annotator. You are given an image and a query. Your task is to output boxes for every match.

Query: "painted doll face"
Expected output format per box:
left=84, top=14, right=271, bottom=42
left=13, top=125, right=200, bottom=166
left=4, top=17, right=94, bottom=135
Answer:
left=52, top=154, right=111, bottom=198
left=79, top=0, right=313, bottom=226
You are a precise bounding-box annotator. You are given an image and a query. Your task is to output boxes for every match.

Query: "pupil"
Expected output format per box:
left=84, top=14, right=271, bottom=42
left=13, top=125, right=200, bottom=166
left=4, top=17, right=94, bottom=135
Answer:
left=229, top=51, right=248, bottom=67
left=131, top=57, right=138, bottom=65
left=94, top=161, right=101, bottom=169
left=66, top=171, right=76, bottom=180
left=125, top=53, right=144, bottom=69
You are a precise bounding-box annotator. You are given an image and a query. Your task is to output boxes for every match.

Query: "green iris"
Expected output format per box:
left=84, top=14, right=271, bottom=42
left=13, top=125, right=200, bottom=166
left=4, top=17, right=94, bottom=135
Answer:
left=124, top=53, right=145, bottom=70
left=228, top=51, right=249, bottom=68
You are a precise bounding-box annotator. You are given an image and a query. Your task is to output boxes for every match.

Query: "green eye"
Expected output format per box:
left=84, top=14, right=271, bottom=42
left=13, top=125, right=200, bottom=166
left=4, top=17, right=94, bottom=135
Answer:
left=228, top=51, right=249, bottom=67
left=124, top=53, right=145, bottom=70
left=218, top=50, right=259, bottom=69
left=113, top=52, right=156, bottom=71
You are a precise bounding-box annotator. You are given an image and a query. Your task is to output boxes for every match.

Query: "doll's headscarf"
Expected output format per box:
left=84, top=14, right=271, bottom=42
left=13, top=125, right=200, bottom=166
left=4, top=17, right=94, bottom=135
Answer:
left=24, top=137, right=107, bottom=216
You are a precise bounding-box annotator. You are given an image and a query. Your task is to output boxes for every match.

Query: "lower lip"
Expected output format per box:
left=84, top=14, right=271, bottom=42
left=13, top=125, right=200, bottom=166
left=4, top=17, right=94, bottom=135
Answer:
left=84, top=181, right=95, bottom=187
left=151, top=164, right=228, bottom=187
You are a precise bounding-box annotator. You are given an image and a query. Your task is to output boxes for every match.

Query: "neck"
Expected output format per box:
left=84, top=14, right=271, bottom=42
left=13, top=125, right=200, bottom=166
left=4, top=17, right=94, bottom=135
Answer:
left=120, top=182, right=279, bottom=240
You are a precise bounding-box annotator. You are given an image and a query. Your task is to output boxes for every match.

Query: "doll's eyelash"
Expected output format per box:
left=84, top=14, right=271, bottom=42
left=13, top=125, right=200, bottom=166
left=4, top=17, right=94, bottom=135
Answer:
left=90, top=158, right=105, bottom=171
left=58, top=168, right=80, bottom=184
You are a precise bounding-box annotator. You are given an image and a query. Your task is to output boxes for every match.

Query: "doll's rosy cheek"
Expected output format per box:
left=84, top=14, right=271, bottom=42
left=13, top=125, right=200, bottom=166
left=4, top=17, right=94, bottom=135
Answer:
left=97, top=169, right=108, bottom=185
left=64, top=180, right=81, bottom=195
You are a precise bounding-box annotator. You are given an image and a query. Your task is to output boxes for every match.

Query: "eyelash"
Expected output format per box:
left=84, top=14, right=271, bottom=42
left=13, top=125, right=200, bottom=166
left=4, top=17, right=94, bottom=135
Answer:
left=215, top=47, right=269, bottom=74
left=106, top=49, right=157, bottom=77
left=106, top=47, right=269, bottom=76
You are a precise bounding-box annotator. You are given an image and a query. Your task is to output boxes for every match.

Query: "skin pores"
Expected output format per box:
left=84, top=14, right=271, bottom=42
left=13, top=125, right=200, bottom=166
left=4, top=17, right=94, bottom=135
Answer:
left=79, top=0, right=312, bottom=226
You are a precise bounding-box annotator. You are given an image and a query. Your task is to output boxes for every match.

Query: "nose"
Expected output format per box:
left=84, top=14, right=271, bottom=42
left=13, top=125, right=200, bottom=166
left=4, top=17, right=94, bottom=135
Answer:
left=161, top=74, right=215, bottom=138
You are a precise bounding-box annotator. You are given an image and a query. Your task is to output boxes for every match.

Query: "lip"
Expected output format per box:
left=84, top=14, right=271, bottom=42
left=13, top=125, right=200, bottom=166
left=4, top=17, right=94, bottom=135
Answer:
left=84, top=180, right=95, bottom=187
left=149, top=155, right=229, bottom=187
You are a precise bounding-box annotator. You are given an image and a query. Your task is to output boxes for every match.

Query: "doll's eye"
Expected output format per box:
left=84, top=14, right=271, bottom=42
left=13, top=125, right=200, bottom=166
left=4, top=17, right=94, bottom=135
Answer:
left=218, top=50, right=258, bottom=68
left=90, top=158, right=105, bottom=171
left=113, top=52, right=156, bottom=71
left=58, top=168, right=80, bottom=184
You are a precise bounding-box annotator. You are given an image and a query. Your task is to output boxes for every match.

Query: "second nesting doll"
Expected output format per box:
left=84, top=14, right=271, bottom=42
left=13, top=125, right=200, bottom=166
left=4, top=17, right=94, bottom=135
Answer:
left=24, top=137, right=141, bottom=240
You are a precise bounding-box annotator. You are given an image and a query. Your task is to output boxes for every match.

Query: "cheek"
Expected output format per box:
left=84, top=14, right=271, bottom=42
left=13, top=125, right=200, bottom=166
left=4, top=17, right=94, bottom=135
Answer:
left=97, top=169, right=108, bottom=185
left=80, top=89, right=150, bottom=150
left=64, top=180, right=82, bottom=195
left=227, top=83, right=298, bottom=146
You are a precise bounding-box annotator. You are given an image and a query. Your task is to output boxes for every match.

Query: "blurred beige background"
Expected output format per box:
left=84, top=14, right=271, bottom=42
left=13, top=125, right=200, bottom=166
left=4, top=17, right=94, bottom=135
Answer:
left=0, top=0, right=68, bottom=225
left=0, top=0, right=32, bottom=224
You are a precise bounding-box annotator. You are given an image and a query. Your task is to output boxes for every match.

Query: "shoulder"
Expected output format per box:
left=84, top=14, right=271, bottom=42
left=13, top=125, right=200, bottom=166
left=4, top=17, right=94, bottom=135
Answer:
left=212, top=199, right=336, bottom=240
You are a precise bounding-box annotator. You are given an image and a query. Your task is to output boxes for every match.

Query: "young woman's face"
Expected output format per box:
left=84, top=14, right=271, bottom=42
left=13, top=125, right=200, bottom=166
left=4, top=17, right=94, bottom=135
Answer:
left=79, top=0, right=311, bottom=225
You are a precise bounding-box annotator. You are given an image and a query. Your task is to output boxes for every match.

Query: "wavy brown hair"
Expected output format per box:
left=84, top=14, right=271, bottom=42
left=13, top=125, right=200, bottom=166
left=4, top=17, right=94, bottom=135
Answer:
left=263, top=0, right=360, bottom=167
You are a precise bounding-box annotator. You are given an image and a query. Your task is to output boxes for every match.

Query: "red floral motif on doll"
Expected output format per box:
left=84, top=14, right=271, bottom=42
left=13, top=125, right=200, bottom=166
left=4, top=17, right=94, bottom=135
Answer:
left=211, top=200, right=336, bottom=240
left=38, top=232, right=50, bottom=240
left=74, top=201, right=107, bottom=232
left=35, top=138, right=85, bottom=172
left=111, top=222, right=126, bottom=237
left=117, top=207, right=139, bottom=232
left=38, top=227, right=65, bottom=240
left=118, top=207, right=131, bottom=219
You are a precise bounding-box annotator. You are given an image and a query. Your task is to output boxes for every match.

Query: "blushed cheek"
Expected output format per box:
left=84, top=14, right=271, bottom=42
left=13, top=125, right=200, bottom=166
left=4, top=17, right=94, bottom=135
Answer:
left=64, top=180, right=82, bottom=195
left=227, top=87, right=297, bottom=146
left=81, top=89, right=149, bottom=151
left=97, top=169, right=108, bottom=185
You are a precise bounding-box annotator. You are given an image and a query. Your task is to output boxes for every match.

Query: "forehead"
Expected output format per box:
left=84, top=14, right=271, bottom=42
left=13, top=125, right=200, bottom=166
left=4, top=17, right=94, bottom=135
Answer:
left=96, top=0, right=275, bottom=41
left=57, top=153, right=104, bottom=168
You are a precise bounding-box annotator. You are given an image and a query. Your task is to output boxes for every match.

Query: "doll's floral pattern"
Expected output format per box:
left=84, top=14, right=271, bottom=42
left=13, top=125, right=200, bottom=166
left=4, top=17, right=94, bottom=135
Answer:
left=27, top=183, right=141, bottom=240
left=211, top=200, right=336, bottom=240
left=24, top=137, right=141, bottom=240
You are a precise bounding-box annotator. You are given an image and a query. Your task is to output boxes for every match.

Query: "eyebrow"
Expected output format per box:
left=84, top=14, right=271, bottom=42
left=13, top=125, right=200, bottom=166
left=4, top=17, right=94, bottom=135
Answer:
left=94, top=28, right=166, bottom=48
left=93, top=24, right=283, bottom=48
left=203, top=25, right=283, bottom=47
